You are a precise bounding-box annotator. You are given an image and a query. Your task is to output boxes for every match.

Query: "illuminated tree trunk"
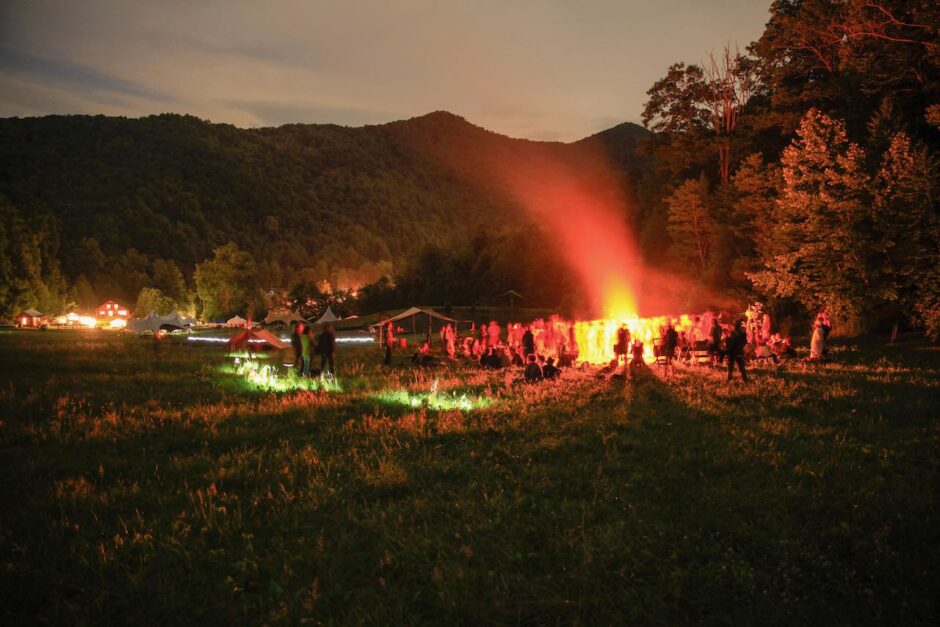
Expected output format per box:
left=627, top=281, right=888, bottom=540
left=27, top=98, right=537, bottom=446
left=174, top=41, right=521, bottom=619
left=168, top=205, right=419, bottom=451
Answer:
left=705, top=45, right=752, bottom=184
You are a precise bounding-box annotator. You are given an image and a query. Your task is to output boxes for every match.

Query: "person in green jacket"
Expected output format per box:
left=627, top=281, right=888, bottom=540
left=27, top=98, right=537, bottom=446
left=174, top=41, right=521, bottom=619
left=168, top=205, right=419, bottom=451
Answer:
left=300, top=326, right=313, bottom=376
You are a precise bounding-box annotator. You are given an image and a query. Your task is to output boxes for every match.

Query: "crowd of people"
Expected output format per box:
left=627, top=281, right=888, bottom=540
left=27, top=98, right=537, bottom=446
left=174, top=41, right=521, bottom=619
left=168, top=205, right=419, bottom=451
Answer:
left=392, top=319, right=570, bottom=383
left=289, top=322, right=336, bottom=377
left=287, top=304, right=833, bottom=385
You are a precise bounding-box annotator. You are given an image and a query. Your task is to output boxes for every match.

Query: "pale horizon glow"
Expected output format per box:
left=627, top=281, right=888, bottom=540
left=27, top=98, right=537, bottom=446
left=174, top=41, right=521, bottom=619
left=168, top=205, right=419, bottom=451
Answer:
left=0, top=0, right=770, bottom=141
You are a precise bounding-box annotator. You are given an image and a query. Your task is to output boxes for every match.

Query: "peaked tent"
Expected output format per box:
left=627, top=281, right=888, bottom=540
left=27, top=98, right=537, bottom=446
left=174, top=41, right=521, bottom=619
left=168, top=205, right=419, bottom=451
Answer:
left=226, top=315, right=247, bottom=327
left=126, top=311, right=189, bottom=333
left=314, top=306, right=339, bottom=325
left=500, top=290, right=527, bottom=309
left=228, top=328, right=290, bottom=350
left=162, top=310, right=195, bottom=328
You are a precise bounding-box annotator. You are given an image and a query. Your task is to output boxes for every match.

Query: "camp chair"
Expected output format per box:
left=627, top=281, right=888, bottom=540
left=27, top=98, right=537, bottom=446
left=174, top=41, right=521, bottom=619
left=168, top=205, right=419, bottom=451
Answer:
left=691, top=340, right=711, bottom=366
left=652, top=339, right=670, bottom=371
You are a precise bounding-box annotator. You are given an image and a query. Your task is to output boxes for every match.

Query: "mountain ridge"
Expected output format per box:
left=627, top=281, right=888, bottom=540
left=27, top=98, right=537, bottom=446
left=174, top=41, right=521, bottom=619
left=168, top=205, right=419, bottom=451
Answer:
left=0, top=111, right=649, bottom=307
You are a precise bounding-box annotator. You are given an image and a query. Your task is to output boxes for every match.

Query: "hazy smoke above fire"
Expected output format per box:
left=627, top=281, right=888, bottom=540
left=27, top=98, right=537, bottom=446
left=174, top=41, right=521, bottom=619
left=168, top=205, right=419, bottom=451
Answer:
left=491, top=144, right=643, bottom=319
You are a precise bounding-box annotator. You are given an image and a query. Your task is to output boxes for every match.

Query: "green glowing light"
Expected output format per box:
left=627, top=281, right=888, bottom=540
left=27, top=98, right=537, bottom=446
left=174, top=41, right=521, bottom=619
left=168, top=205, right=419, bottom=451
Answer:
left=224, top=357, right=342, bottom=393
left=373, top=389, right=490, bottom=412
left=226, top=351, right=270, bottom=360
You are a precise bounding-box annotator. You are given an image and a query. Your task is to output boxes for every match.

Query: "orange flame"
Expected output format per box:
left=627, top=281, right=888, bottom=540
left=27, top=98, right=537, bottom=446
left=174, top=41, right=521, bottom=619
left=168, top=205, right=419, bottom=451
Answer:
left=494, top=146, right=643, bottom=318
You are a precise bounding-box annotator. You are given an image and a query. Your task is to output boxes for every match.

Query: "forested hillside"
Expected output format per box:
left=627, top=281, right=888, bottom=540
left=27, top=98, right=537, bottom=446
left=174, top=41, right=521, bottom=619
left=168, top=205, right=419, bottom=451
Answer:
left=0, top=111, right=648, bottom=317
left=2, top=1, right=938, bottom=334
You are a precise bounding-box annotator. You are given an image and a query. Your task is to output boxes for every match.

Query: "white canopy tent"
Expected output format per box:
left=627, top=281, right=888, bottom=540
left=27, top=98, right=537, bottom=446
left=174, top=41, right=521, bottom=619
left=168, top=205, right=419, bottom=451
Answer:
left=126, top=311, right=191, bottom=333
left=314, top=306, right=339, bottom=325
left=372, top=307, right=458, bottom=346
left=225, top=315, right=247, bottom=327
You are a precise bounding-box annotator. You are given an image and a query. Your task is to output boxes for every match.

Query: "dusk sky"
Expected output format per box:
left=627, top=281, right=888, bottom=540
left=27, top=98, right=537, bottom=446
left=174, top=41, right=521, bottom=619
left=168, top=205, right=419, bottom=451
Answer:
left=0, top=0, right=771, bottom=141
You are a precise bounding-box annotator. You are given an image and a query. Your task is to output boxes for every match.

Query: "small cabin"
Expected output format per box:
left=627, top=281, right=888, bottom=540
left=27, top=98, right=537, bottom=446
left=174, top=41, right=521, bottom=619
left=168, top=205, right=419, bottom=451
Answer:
left=96, top=300, right=130, bottom=320
left=16, top=309, right=44, bottom=328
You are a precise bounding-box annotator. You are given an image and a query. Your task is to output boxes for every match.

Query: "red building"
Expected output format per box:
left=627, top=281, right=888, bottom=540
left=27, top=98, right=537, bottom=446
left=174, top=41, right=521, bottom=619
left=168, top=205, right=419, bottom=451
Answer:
left=16, top=309, right=45, bottom=328
left=96, top=300, right=129, bottom=320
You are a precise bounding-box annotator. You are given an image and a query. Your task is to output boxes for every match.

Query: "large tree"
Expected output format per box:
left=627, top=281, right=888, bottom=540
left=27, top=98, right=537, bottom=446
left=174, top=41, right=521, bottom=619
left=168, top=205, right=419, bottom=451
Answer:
left=642, top=47, right=756, bottom=184
left=194, top=242, right=261, bottom=320
left=752, top=0, right=940, bottom=136
left=665, top=174, right=715, bottom=273
left=873, top=131, right=940, bottom=333
left=748, top=109, right=872, bottom=332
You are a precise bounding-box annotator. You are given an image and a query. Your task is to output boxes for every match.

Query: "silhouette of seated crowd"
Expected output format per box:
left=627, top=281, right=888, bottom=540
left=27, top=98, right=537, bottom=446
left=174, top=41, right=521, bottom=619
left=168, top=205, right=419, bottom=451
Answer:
left=383, top=304, right=829, bottom=386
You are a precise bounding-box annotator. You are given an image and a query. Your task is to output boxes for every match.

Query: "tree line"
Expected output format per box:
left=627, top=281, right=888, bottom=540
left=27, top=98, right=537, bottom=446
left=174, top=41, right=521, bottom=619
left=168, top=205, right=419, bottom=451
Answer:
left=631, top=0, right=939, bottom=336
left=1, top=1, right=937, bottom=336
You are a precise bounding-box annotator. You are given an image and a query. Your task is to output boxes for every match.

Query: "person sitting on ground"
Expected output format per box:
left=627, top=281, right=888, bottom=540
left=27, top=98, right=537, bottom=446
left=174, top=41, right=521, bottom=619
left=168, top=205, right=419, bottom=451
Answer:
left=776, top=335, right=797, bottom=359
left=524, top=354, right=543, bottom=382
left=630, top=339, right=645, bottom=368
left=488, top=348, right=504, bottom=370
left=753, top=340, right=777, bottom=363
left=542, top=357, right=560, bottom=379
left=493, top=346, right=510, bottom=369
left=412, top=341, right=438, bottom=367
left=509, top=346, right=524, bottom=367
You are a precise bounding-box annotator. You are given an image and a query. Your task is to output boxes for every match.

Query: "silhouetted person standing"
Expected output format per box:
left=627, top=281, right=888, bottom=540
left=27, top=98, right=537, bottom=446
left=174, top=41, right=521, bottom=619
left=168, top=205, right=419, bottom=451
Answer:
left=615, top=325, right=631, bottom=364
left=663, top=322, right=678, bottom=378
left=291, top=322, right=304, bottom=370
left=384, top=321, right=395, bottom=365
left=300, top=326, right=313, bottom=376
left=522, top=326, right=536, bottom=358
left=709, top=318, right=722, bottom=365
left=726, top=320, right=748, bottom=383
left=318, top=324, right=336, bottom=376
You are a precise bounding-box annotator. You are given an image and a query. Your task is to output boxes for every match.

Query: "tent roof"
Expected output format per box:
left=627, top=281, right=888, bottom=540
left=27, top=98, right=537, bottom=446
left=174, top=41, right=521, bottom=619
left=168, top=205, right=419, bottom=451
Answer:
left=22, top=309, right=43, bottom=317
left=226, top=315, right=247, bottom=324
left=126, top=310, right=191, bottom=333
left=264, top=309, right=306, bottom=324
left=376, top=306, right=457, bottom=326
left=228, top=328, right=290, bottom=350
left=314, top=306, right=339, bottom=324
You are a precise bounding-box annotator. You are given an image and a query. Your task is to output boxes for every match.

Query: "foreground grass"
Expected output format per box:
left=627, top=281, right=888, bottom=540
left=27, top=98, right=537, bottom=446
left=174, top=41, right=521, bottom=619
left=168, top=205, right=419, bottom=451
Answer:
left=0, top=330, right=938, bottom=624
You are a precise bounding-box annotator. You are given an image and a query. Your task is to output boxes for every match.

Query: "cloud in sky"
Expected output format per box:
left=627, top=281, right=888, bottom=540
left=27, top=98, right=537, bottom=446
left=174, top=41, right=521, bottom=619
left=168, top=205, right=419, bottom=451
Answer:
left=0, top=0, right=770, bottom=140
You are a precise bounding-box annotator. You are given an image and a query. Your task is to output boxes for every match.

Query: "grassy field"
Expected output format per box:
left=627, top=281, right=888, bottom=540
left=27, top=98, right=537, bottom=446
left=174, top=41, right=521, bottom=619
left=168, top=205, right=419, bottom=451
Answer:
left=1, top=330, right=938, bottom=625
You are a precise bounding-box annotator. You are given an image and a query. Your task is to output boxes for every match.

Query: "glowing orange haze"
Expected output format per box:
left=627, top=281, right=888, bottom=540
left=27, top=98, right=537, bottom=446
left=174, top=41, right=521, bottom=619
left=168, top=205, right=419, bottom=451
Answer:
left=423, top=134, right=721, bottom=364
left=495, top=145, right=643, bottom=319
